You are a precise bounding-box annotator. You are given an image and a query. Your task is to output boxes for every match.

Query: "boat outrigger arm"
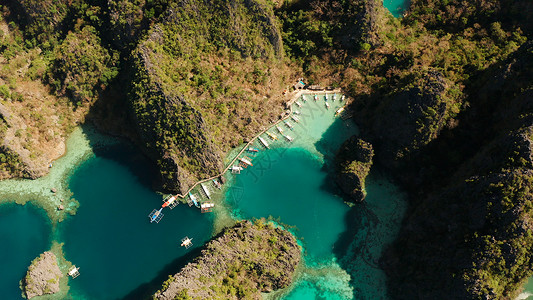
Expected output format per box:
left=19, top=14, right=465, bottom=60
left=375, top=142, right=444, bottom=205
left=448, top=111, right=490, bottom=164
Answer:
left=149, top=208, right=164, bottom=223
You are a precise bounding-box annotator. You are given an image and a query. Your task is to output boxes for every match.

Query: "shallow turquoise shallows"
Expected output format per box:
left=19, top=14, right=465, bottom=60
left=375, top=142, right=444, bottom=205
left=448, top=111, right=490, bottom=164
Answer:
left=226, top=93, right=406, bottom=299
left=60, top=144, right=214, bottom=299
left=383, top=0, right=410, bottom=17
left=0, top=203, right=51, bottom=299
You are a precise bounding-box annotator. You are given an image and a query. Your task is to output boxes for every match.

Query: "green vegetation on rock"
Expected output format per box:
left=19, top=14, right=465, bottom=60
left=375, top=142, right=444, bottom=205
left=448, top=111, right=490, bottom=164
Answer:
left=154, top=220, right=301, bottom=299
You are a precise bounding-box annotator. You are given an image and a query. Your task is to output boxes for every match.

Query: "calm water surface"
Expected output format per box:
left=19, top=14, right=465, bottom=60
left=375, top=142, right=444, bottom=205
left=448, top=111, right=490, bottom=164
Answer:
left=0, top=203, right=51, bottom=299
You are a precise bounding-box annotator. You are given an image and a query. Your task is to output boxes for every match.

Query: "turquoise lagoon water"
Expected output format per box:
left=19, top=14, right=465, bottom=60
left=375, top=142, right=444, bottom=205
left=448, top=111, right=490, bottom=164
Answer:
left=61, top=144, right=214, bottom=299
left=0, top=203, right=51, bottom=299
left=227, top=93, right=406, bottom=299
left=383, top=0, right=410, bottom=17
left=0, top=92, right=407, bottom=299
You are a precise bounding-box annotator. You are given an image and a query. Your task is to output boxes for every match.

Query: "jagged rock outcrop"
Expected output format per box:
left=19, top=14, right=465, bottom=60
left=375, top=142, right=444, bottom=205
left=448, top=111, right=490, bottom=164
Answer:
left=154, top=220, right=301, bottom=299
left=129, top=0, right=292, bottom=193
left=22, top=251, right=63, bottom=299
left=336, top=136, right=374, bottom=202
left=383, top=40, right=533, bottom=300
left=369, top=70, right=454, bottom=168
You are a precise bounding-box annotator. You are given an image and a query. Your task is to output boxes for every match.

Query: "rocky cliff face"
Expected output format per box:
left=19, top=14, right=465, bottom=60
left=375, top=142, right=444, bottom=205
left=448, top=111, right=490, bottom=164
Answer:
left=336, top=136, right=374, bottom=202
left=382, top=40, right=533, bottom=299
left=154, top=220, right=301, bottom=299
left=129, top=0, right=294, bottom=193
left=22, top=251, right=63, bottom=299
left=362, top=69, right=455, bottom=169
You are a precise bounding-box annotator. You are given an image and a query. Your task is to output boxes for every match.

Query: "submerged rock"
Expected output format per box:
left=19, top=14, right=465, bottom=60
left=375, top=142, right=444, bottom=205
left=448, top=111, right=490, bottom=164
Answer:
left=336, top=136, right=374, bottom=202
left=22, top=251, right=63, bottom=299
left=154, top=220, right=301, bottom=299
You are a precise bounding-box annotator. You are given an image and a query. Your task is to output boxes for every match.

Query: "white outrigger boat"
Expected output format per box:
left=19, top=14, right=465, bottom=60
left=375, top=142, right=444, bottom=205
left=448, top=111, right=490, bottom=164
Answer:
left=325, top=102, right=330, bottom=109
left=283, top=134, right=293, bottom=142
left=239, top=156, right=253, bottom=167
left=332, top=94, right=336, bottom=101
left=295, top=101, right=302, bottom=107
left=335, top=106, right=345, bottom=116
left=258, top=136, right=270, bottom=148
left=266, top=132, right=278, bottom=140
left=293, top=110, right=301, bottom=115
left=314, top=94, right=318, bottom=101
left=276, top=125, right=284, bottom=134
left=285, top=121, right=294, bottom=130
left=291, top=115, right=300, bottom=123
left=181, top=236, right=193, bottom=248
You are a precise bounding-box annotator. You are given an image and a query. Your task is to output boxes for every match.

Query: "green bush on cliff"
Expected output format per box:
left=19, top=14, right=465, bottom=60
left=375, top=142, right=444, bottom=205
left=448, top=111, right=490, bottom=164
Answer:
left=49, top=26, right=119, bottom=105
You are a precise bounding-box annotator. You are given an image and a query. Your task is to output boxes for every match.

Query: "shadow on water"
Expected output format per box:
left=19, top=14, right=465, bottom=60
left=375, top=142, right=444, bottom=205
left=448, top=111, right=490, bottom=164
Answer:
left=80, top=125, right=159, bottom=189
left=120, top=226, right=231, bottom=300
left=120, top=246, right=203, bottom=300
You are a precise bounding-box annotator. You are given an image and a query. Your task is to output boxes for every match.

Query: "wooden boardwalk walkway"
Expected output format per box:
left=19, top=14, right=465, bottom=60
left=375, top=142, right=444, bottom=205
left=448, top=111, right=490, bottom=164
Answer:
left=171, top=88, right=343, bottom=200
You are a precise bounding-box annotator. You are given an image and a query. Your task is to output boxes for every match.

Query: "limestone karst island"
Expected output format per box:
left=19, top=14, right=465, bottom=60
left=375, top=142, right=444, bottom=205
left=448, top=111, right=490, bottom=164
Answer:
left=0, top=0, right=531, bottom=299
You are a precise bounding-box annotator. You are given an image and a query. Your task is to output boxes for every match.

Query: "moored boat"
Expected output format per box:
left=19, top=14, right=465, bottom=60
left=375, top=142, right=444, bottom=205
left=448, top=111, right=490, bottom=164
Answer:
left=239, top=156, right=253, bottom=166
left=276, top=125, right=284, bottom=134
left=325, top=102, right=330, bottom=109
left=247, top=147, right=259, bottom=152
left=291, top=115, right=300, bottom=123
left=266, top=132, right=278, bottom=140
left=258, top=136, right=270, bottom=148
left=284, top=134, right=293, bottom=142
left=295, top=101, right=302, bottom=107
left=285, top=121, right=294, bottom=130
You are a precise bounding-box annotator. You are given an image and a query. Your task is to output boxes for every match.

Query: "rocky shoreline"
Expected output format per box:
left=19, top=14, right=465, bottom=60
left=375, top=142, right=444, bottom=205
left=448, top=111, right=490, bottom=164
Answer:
left=154, top=220, right=301, bottom=299
left=22, top=251, right=62, bottom=299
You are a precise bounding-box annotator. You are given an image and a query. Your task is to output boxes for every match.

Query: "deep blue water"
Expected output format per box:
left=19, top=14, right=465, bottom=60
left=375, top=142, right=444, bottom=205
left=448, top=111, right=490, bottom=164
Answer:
left=0, top=203, right=51, bottom=299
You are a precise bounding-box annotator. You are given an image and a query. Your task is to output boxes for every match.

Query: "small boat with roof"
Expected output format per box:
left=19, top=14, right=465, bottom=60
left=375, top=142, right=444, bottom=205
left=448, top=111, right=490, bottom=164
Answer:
left=231, top=165, right=243, bottom=174
left=291, top=115, right=300, bottom=123
left=314, top=94, right=318, bottom=101
left=68, top=266, right=80, bottom=278
left=266, top=132, right=278, bottom=140
left=247, top=147, right=259, bottom=153
left=276, top=125, right=284, bottom=134
left=335, top=106, right=345, bottom=116
left=325, top=102, right=330, bottom=109
left=200, top=202, right=215, bottom=213
left=295, top=101, right=302, bottom=107
left=213, top=179, right=222, bottom=189
left=188, top=192, right=200, bottom=208
left=285, top=121, right=294, bottom=130
left=239, top=156, right=253, bottom=167
left=162, top=195, right=178, bottom=209
left=284, top=134, right=293, bottom=142
left=324, top=94, right=328, bottom=101
left=181, top=236, right=193, bottom=248
left=149, top=208, right=164, bottom=223
left=258, top=136, right=270, bottom=148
